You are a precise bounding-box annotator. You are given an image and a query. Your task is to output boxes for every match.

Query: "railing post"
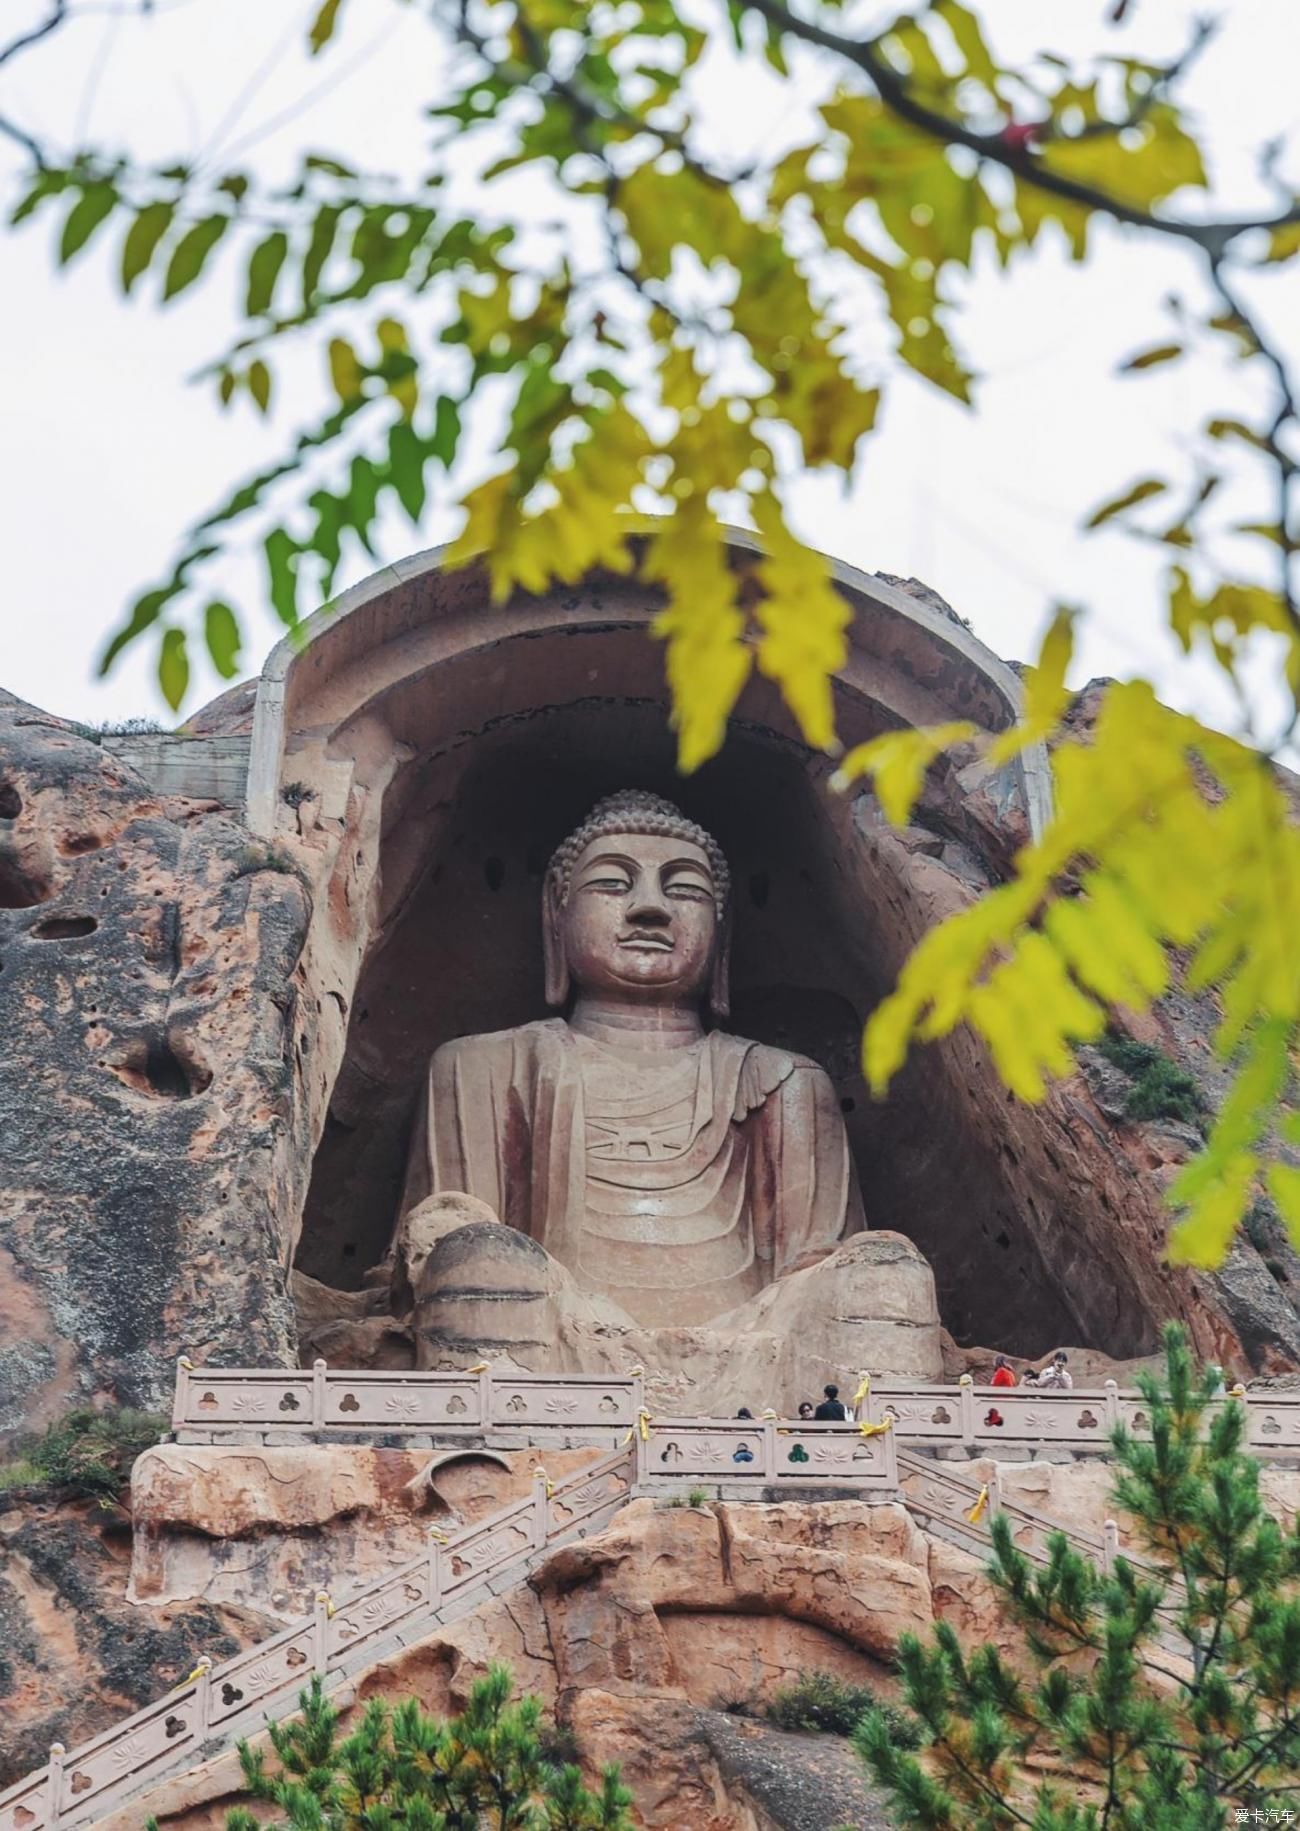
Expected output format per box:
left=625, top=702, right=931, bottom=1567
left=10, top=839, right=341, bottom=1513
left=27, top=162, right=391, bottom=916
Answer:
left=194, top=1656, right=213, bottom=1740
left=174, top=1355, right=193, bottom=1432
left=629, top=1366, right=645, bottom=1440
left=958, top=1374, right=975, bottom=1448
left=477, top=1362, right=493, bottom=1429
left=47, top=1744, right=65, bottom=1831
left=313, top=1591, right=331, bottom=1675
left=426, top=1530, right=444, bottom=1614
left=987, top=1464, right=1002, bottom=1516
left=1103, top=1519, right=1120, bottom=1573
left=762, top=1413, right=778, bottom=1481
left=882, top=1420, right=898, bottom=1490
left=531, top=1467, right=550, bottom=1549
left=312, top=1358, right=327, bottom=1429
left=1104, top=1379, right=1119, bottom=1435
left=853, top=1373, right=870, bottom=1424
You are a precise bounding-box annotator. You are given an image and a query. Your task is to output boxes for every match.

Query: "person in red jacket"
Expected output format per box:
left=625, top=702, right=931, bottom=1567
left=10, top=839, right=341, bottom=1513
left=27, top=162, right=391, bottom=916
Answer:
left=985, top=1354, right=1016, bottom=1427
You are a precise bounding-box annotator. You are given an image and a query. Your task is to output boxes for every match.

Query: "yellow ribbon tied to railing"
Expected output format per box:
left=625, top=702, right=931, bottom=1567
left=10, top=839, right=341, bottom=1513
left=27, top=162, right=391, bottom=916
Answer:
left=468, top=1361, right=490, bottom=1374
left=176, top=1659, right=209, bottom=1689
left=966, top=1485, right=990, bottom=1526
left=427, top=1526, right=449, bottom=1544
left=857, top=1415, right=892, bottom=1439
left=852, top=1374, right=870, bottom=1407
left=621, top=1407, right=652, bottom=1447
left=532, top=1465, right=555, bottom=1499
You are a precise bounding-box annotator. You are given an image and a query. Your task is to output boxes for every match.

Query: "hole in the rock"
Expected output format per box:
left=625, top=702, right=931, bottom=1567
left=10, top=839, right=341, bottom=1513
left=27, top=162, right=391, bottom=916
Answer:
left=840, top=1097, right=855, bottom=1114
left=61, top=833, right=104, bottom=855
left=33, top=915, right=98, bottom=940
left=483, top=855, right=505, bottom=892
left=995, top=1230, right=1010, bottom=1249
left=748, top=871, right=769, bottom=909
left=0, top=857, right=49, bottom=909
left=106, top=1031, right=213, bottom=1099
left=0, top=783, right=20, bottom=819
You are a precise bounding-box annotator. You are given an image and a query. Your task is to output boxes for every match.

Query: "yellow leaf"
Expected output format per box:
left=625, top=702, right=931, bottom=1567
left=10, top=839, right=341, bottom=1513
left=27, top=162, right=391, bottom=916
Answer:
left=1261, top=219, right=1300, bottom=264
left=988, top=606, right=1074, bottom=763
left=834, top=721, right=977, bottom=825
left=1084, top=477, right=1166, bottom=529
left=1167, top=1151, right=1257, bottom=1268
left=642, top=500, right=750, bottom=772
left=327, top=337, right=363, bottom=404
left=750, top=497, right=850, bottom=751
left=1268, top=1163, right=1300, bottom=1251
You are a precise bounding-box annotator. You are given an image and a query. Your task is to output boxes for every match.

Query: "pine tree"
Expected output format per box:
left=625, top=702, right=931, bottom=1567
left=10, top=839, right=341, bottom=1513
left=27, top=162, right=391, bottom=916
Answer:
left=858, top=1324, right=1300, bottom=1828
left=214, top=1664, right=632, bottom=1831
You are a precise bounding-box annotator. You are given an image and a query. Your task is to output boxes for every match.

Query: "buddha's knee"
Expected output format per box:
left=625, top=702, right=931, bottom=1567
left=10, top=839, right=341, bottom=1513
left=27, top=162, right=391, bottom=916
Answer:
left=410, top=1219, right=560, bottom=1364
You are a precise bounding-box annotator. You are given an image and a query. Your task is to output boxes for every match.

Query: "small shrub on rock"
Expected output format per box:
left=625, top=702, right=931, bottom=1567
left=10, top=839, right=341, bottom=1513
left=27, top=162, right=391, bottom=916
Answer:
left=1098, top=1033, right=1203, bottom=1126
left=767, top=1670, right=920, bottom=1746
left=0, top=1407, right=165, bottom=1502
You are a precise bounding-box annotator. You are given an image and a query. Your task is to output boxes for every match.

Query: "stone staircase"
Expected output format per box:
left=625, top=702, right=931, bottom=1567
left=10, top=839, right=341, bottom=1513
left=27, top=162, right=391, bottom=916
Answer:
left=7, top=1372, right=1281, bottom=1831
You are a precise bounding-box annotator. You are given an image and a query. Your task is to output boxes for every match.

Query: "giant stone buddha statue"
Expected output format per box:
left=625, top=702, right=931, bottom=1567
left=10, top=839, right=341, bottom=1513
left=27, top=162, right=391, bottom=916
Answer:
left=395, top=791, right=939, bottom=1388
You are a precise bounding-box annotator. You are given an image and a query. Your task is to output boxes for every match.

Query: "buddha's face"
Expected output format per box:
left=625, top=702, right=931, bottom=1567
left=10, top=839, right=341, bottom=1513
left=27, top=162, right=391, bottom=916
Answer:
left=561, top=830, right=718, bottom=1002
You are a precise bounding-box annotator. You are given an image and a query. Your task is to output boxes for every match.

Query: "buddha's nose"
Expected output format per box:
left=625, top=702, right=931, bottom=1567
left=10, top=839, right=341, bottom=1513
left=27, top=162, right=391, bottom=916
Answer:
left=627, top=894, right=671, bottom=926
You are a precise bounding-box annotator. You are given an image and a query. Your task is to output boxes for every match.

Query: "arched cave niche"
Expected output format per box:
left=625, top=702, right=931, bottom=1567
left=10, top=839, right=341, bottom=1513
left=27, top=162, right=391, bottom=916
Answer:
left=273, top=541, right=1157, bottom=1360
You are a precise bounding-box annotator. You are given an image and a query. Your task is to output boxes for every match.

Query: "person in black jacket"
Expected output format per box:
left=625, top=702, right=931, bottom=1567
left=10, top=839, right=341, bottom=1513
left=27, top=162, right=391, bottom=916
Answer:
left=813, top=1383, right=850, bottom=1421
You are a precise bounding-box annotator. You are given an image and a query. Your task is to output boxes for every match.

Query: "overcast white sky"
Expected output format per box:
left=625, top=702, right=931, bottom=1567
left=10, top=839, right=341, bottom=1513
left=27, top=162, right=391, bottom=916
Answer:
left=2, top=0, right=1298, bottom=744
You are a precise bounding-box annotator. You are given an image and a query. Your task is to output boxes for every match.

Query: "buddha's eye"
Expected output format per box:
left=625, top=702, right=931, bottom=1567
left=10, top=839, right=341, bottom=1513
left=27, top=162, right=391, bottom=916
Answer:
left=585, top=875, right=631, bottom=894
left=665, top=877, right=712, bottom=901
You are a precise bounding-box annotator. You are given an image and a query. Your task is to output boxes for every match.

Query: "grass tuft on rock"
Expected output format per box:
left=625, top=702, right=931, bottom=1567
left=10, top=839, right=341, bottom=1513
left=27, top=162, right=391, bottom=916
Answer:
left=0, top=1406, right=166, bottom=1502
left=766, top=1671, right=921, bottom=1747
left=1098, top=1033, right=1204, bottom=1126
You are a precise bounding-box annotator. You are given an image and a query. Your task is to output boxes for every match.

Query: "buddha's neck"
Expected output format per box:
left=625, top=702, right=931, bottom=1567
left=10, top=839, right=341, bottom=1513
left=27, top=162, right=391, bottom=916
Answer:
left=569, top=995, right=704, bottom=1052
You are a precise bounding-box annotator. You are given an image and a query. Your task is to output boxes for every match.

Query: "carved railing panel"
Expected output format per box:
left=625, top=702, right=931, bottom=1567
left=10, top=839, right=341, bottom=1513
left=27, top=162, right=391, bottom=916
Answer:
left=641, top=1421, right=768, bottom=1478
left=322, top=1375, right=483, bottom=1432
left=205, top=1621, right=317, bottom=1731
left=486, top=1379, right=639, bottom=1430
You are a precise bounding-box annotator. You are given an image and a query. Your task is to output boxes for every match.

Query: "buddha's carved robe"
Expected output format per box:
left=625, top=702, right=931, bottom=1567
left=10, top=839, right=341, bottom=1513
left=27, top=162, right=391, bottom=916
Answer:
left=404, top=1018, right=865, bottom=1327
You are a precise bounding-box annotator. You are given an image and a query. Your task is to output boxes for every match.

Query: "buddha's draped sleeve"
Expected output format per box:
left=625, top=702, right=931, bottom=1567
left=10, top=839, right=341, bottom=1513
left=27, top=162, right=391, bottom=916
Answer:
left=402, top=1021, right=574, bottom=1244
left=745, top=1050, right=865, bottom=1277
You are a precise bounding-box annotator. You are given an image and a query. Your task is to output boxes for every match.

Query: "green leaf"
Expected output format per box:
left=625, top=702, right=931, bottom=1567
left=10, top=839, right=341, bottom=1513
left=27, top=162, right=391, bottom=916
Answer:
left=1084, top=477, right=1167, bottom=529
left=431, top=395, right=461, bottom=467
left=248, top=360, right=272, bottom=414
left=388, top=419, right=427, bottom=521
left=120, top=200, right=175, bottom=293
left=59, top=182, right=117, bottom=264
left=328, top=337, right=364, bottom=402
left=302, top=205, right=341, bottom=304
left=203, top=601, right=242, bottom=679
left=98, top=586, right=176, bottom=675
left=1120, top=342, right=1183, bottom=372
left=162, top=215, right=229, bottom=301
left=264, top=527, right=301, bottom=628
left=158, top=627, right=190, bottom=711
left=245, top=230, right=288, bottom=315
left=308, top=0, right=346, bottom=54
left=10, top=168, right=69, bottom=226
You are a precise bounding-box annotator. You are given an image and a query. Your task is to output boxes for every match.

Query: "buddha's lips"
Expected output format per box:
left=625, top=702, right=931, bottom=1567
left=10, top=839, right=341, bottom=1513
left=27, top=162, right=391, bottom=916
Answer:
left=619, top=935, right=674, bottom=952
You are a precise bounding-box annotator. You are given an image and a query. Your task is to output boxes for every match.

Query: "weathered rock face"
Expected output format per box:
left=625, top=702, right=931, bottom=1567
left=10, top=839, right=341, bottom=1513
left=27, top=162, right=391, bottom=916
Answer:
left=0, top=1490, right=266, bottom=1789
left=0, top=693, right=308, bottom=1426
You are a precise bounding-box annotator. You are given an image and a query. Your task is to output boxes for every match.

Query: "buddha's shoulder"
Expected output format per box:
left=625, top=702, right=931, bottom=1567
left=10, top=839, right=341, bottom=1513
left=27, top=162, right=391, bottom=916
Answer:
left=713, top=1032, right=830, bottom=1078
left=430, top=1019, right=566, bottom=1069
left=711, top=1034, right=836, bottom=1117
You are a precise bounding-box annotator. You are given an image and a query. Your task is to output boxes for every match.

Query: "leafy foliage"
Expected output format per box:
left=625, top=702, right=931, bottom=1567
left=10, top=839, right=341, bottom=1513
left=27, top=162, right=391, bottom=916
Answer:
left=766, top=1670, right=920, bottom=1747
left=1098, top=1033, right=1205, bottom=1127
left=0, top=1407, right=166, bottom=1503
left=7, top=3, right=1300, bottom=1265
left=858, top=1324, right=1300, bottom=1828
left=218, top=1665, right=632, bottom=1831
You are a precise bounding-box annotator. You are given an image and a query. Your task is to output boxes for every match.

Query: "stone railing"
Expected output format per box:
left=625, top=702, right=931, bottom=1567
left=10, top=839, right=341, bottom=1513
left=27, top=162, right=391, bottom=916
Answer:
left=868, top=1378, right=1300, bottom=1456
left=171, top=1361, right=645, bottom=1439
left=0, top=1445, right=634, bottom=1831
left=636, top=1415, right=897, bottom=1488
left=0, top=1409, right=900, bottom=1831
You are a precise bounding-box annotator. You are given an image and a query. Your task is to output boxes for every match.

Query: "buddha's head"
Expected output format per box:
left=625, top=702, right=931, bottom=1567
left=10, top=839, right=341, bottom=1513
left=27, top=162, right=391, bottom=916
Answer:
left=543, top=791, right=731, bottom=1016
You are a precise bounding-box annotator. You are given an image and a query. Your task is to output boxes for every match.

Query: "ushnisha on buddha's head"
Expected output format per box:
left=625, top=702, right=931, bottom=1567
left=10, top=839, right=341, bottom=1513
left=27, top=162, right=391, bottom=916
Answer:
left=542, top=791, right=731, bottom=1015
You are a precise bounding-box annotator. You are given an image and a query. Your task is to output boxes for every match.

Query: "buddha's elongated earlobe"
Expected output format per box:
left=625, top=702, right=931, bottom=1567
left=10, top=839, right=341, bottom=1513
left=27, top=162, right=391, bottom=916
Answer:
left=708, top=903, right=732, bottom=1020
left=542, top=872, right=571, bottom=1008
